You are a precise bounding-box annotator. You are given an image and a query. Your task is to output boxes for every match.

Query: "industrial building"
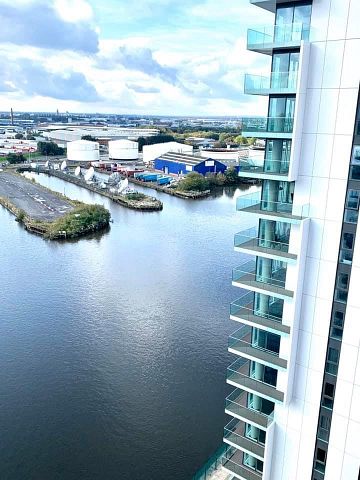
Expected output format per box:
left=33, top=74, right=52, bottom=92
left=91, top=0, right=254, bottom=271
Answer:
left=154, top=152, right=228, bottom=176
left=67, top=140, right=100, bottom=162
left=220, top=1, right=360, bottom=480
left=41, top=126, right=159, bottom=147
left=109, top=140, right=139, bottom=162
left=143, top=141, right=193, bottom=164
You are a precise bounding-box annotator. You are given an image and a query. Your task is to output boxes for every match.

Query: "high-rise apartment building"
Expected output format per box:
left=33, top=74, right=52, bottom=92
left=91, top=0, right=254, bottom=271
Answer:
left=222, top=1, right=360, bottom=479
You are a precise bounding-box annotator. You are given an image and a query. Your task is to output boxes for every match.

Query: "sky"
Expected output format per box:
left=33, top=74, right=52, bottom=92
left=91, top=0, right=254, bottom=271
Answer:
left=0, top=0, right=273, bottom=116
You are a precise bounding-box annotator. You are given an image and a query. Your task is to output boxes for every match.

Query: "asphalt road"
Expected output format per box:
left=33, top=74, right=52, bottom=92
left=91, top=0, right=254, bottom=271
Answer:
left=0, top=172, right=73, bottom=221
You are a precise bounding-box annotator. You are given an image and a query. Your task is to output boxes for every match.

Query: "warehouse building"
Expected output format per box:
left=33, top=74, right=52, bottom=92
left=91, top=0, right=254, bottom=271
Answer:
left=154, top=152, right=229, bottom=176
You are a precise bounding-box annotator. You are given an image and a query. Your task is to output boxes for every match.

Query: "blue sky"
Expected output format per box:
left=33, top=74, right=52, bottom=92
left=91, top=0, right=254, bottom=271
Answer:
left=0, top=0, right=272, bottom=115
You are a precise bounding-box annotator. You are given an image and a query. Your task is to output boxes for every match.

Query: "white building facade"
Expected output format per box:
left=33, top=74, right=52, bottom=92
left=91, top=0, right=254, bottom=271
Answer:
left=222, top=1, right=360, bottom=480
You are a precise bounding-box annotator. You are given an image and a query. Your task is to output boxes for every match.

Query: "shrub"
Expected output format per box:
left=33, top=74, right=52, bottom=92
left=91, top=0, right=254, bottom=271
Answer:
left=16, top=209, right=26, bottom=222
left=125, top=192, right=146, bottom=201
left=177, top=172, right=209, bottom=192
left=45, top=204, right=110, bottom=239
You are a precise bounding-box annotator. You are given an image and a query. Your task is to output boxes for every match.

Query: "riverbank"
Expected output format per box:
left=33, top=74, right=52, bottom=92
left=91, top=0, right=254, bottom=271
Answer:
left=0, top=171, right=110, bottom=240
left=18, top=166, right=163, bottom=212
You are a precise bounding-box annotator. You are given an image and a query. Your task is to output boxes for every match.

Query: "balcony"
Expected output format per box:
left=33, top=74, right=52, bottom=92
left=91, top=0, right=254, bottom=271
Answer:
left=250, top=0, right=307, bottom=13
left=224, top=418, right=265, bottom=460
left=234, top=227, right=297, bottom=263
left=225, top=389, right=274, bottom=430
left=241, top=116, right=293, bottom=139
left=244, top=72, right=298, bottom=95
left=236, top=191, right=309, bottom=223
left=232, top=260, right=293, bottom=300
left=222, top=448, right=263, bottom=480
left=238, top=155, right=291, bottom=181
left=247, top=22, right=310, bottom=54
left=227, top=357, right=284, bottom=403
left=228, top=325, right=287, bottom=370
left=230, top=292, right=290, bottom=336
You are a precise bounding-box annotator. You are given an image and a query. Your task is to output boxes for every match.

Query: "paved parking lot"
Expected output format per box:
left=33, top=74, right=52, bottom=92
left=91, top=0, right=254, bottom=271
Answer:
left=0, top=172, right=73, bottom=221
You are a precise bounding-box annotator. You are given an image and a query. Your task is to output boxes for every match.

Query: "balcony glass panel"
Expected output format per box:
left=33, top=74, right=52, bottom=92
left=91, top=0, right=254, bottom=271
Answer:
left=222, top=448, right=263, bottom=480
left=244, top=71, right=298, bottom=94
left=236, top=191, right=309, bottom=219
left=242, top=116, right=293, bottom=134
left=247, top=22, right=310, bottom=50
left=232, top=259, right=287, bottom=291
left=234, top=227, right=290, bottom=254
left=229, top=326, right=280, bottom=353
left=228, top=357, right=278, bottom=390
left=230, top=291, right=289, bottom=335
left=225, top=389, right=275, bottom=429
left=224, top=418, right=266, bottom=458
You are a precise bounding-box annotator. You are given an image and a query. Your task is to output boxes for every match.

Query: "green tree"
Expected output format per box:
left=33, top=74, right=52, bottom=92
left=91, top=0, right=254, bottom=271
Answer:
left=37, top=141, right=65, bottom=156
left=81, top=135, right=97, bottom=142
left=224, top=166, right=239, bottom=184
left=234, top=135, right=248, bottom=145
left=15, top=133, right=24, bottom=139
left=177, top=172, right=209, bottom=192
left=7, top=153, right=26, bottom=164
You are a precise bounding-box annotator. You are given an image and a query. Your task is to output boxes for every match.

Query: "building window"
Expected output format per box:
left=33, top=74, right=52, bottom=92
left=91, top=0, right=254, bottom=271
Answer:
left=322, top=382, right=335, bottom=410
left=346, top=189, right=360, bottom=209
left=335, top=273, right=349, bottom=303
left=330, top=311, right=344, bottom=340
left=325, top=347, right=340, bottom=376
left=318, top=414, right=331, bottom=443
left=340, top=232, right=354, bottom=264
left=315, top=448, right=327, bottom=474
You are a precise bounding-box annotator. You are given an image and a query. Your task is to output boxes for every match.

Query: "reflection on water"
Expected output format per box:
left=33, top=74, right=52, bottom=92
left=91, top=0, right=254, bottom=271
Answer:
left=0, top=172, right=259, bottom=480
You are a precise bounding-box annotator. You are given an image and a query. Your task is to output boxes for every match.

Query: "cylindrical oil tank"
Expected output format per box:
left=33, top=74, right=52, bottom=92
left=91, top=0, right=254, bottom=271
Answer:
left=109, top=140, right=138, bottom=161
left=67, top=140, right=100, bottom=161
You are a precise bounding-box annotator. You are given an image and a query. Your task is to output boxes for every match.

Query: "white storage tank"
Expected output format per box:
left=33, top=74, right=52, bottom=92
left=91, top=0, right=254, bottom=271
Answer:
left=67, top=140, right=100, bottom=162
left=109, top=140, right=138, bottom=161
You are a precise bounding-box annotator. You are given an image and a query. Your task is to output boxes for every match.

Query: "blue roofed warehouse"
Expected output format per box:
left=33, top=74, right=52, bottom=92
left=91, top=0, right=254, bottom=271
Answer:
left=154, top=152, right=229, bottom=176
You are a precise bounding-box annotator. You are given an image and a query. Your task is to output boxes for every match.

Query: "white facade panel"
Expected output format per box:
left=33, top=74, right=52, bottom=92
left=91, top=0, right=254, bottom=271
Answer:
left=322, top=40, right=345, bottom=89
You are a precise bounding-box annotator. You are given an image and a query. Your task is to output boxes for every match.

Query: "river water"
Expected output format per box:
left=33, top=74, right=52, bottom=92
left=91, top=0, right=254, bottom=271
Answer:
left=0, top=173, right=259, bottom=480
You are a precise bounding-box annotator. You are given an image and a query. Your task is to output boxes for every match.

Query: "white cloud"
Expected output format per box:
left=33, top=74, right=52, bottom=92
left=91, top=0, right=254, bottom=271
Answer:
left=54, top=0, right=94, bottom=23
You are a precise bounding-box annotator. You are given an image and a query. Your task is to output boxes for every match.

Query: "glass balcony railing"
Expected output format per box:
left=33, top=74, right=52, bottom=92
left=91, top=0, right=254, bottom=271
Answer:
left=227, top=357, right=284, bottom=402
left=244, top=72, right=298, bottom=95
left=242, top=116, right=294, bottom=135
left=230, top=292, right=290, bottom=335
left=238, top=156, right=290, bottom=176
left=224, top=418, right=266, bottom=459
left=236, top=191, right=310, bottom=220
left=222, top=448, right=263, bottom=480
left=232, top=259, right=288, bottom=291
left=247, top=22, right=310, bottom=51
left=225, top=389, right=274, bottom=429
left=234, top=227, right=291, bottom=254
left=228, top=325, right=286, bottom=369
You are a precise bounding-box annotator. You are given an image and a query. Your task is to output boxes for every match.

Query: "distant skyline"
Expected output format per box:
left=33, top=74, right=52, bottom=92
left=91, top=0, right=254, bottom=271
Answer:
left=0, top=0, right=272, bottom=116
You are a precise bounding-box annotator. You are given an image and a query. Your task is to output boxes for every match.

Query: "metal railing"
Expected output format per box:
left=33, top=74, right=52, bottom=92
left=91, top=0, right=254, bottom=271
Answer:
left=244, top=71, right=298, bottom=94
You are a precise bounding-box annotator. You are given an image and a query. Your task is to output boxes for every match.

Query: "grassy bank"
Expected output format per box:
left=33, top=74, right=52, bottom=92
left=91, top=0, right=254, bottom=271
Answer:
left=0, top=186, right=110, bottom=240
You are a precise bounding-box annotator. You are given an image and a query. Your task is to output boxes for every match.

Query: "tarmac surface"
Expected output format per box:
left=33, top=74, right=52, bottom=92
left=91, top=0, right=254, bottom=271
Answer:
left=0, top=172, right=73, bottom=221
